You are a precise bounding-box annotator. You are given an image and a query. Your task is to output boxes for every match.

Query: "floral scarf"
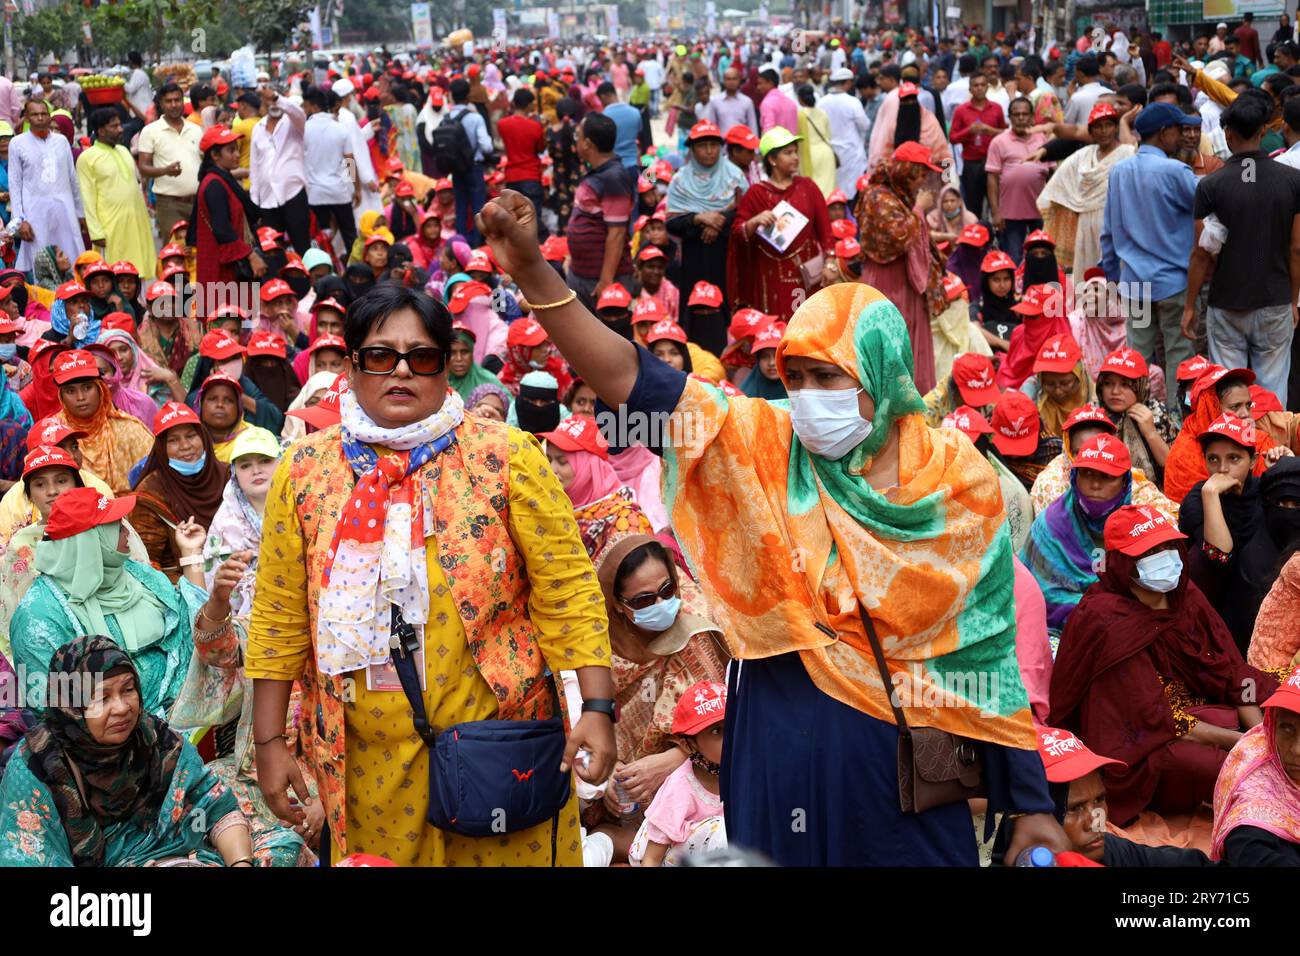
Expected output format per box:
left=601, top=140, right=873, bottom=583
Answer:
left=316, top=388, right=465, bottom=675
left=1211, top=695, right=1300, bottom=861
left=857, top=160, right=946, bottom=318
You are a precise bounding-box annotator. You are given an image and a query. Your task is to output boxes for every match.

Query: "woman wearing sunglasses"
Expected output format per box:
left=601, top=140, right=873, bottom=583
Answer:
left=245, top=284, right=617, bottom=867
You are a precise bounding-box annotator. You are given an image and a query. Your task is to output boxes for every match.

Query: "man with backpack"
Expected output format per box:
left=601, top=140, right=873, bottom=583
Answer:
left=435, top=78, right=494, bottom=245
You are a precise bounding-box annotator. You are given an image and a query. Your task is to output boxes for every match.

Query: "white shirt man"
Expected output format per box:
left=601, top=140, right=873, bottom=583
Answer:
left=332, top=80, right=380, bottom=222
left=818, top=70, right=871, bottom=198
left=303, top=109, right=355, bottom=207
left=248, top=93, right=307, bottom=212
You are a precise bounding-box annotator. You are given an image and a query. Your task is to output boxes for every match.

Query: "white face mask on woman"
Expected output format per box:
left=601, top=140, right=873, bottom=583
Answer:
left=1135, top=549, right=1183, bottom=593
left=787, top=387, right=873, bottom=461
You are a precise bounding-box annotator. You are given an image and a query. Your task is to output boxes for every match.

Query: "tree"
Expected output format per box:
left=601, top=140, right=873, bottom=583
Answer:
left=15, top=2, right=81, bottom=71
left=245, top=0, right=317, bottom=58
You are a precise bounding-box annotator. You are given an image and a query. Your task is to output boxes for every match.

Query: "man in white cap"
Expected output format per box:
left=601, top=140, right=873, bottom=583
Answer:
left=817, top=67, right=870, bottom=200
left=330, top=77, right=381, bottom=223
left=1210, top=22, right=1229, bottom=55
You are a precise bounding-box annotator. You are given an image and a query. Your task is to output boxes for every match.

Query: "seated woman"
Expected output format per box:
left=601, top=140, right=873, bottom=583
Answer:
left=244, top=333, right=301, bottom=416
left=0, top=420, right=101, bottom=546
left=930, top=273, right=992, bottom=389
left=589, top=532, right=729, bottom=863
left=995, top=284, right=1072, bottom=390
left=1181, top=418, right=1300, bottom=652
left=1096, top=347, right=1176, bottom=489
left=1211, top=665, right=1300, bottom=866
left=1021, top=433, right=1133, bottom=635
left=1030, top=332, right=1093, bottom=440
left=507, top=370, right=568, bottom=434
left=646, top=320, right=693, bottom=373
left=203, top=426, right=280, bottom=617
left=1249, top=548, right=1300, bottom=672
left=1031, top=404, right=1178, bottom=518
left=446, top=321, right=502, bottom=403
left=50, top=349, right=154, bottom=495
left=281, top=371, right=339, bottom=444
left=974, top=250, right=1019, bottom=354
left=466, top=381, right=512, bottom=423
left=989, top=390, right=1062, bottom=492
left=98, top=327, right=182, bottom=410
left=0, top=636, right=254, bottom=867
left=131, top=403, right=229, bottom=583
left=10, top=487, right=210, bottom=718
left=1165, top=367, right=1288, bottom=505
left=497, top=317, right=573, bottom=397
left=540, top=415, right=624, bottom=514
left=922, top=351, right=1000, bottom=428
left=1050, top=505, right=1277, bottom=827
left=198, top=373, right=252, bottom=462
left=185, top=329, right=285, bottom=437
left=291, top=296, right=348, bottom=385
left=738, top=320, right=787, bottom=400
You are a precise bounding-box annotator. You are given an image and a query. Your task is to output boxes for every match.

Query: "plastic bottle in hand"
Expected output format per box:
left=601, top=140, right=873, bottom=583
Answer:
left=613, top=778, right=640, bottom=818
left=1014, top=845, right=1058, bottom=867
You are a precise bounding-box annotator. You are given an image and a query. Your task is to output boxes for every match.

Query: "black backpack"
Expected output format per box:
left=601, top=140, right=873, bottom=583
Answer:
left=430, top=108, right=475, bottom=176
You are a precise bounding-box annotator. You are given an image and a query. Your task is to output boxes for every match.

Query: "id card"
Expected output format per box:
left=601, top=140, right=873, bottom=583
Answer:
left=365, top=635, right=427, bottom=693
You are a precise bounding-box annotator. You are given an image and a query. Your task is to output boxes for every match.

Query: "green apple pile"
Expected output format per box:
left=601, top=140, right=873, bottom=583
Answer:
left=82, top=75, right=126, bottom=88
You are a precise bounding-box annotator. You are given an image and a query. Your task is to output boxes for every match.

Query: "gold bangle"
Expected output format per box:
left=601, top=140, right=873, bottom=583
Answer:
left=522, top=290, right=577, bottom=312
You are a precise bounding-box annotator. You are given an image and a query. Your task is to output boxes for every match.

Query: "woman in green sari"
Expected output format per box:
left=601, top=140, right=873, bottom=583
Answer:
left=8, top=487, right=212, bottom=717
left=0, top=635, right=252, bottom=867
left=447, top=321, right=502, bottom=403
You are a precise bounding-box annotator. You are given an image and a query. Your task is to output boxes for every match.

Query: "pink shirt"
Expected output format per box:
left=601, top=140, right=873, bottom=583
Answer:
left=1012, top=557, right=1053, bottom=723
left=985, top=130, right=1050, bottom=221
left=612, top=63, right=630, bottom=91
left=643, top=759, right=723, bottom=846
left=760, top=87, right=799, bottom=136
left=638, top=279, right=679, bottom=321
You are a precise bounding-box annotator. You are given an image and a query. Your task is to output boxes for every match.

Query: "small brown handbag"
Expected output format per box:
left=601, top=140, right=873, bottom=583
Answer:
left=858, top=607, right=986, bottom=813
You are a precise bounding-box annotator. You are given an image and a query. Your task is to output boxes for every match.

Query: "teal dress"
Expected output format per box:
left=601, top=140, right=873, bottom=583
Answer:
left=0, top=738, right=239, bottom=866
left=9, top=562, right=203, bottom=718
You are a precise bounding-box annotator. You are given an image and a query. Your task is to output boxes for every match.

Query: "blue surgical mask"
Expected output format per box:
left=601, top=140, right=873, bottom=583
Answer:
left=1135, top=550, right=1183, bottom=593
left=632, top=596, right=682, bottom=632
left=0, top=344, right=16, bottom=361
left=169, top=453, right=208, bottom=477
left=788, top=387, right=873, bottom=460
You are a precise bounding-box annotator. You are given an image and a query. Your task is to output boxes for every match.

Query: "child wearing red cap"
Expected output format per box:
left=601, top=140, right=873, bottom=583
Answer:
left=634, top=244, right=679, bottom=321
left=974, top=249, right=1019, bottom=352
left=1094, top=346, right=1177, bottom=487
left=989, top=389, right=1062, bottom=492
left=628, top=680, right=726, bottom=867
left=1031, top=331, right=1092, bottom=439
left=739, top=320, right=788, bottom=401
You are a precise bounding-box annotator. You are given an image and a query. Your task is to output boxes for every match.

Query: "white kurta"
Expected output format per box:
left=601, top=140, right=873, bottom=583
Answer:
left=338, top=106, right=381, bottom=226
left=818, top=91, right=871, bottom=198
left=8, top=131, right=85, bottom=272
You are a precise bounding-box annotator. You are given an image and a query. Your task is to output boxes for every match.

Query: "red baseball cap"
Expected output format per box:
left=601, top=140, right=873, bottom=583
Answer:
left=280, top=254, right=307, bottom=276
left=152, top=401, right=202, bottom=436
left=898, top=81, right=920, bottom=98
left=26, top=417, right=86, bottom=453
left=260, top=278, right=296, bottom=303
left=100, top=311, right=136, bottom=336
left=21, top=444, right=79, bottom=479
left=636, top=244, right=666, bottom=262
left=941, top=272, right=968, bottom=302
left=247, top=332, right=288, bottom=359
left=110, top=260, right=139, bottom=277
left=834, top=237, right=862, bottom=259
left=1197, top=411, right=1257, bottom=450
left=1062, top=404, right=1117, bottom=436
left=200, top=371, right=244, bottom=398
left=632, top=298, right=664, bottom=324
left=198, top=124, right=242, bottom=153
left=539, top=414, right=609, bottom=460
left=0, top=314, right=23, bottom=336
left=1032, top=333, right=1082, bottom=374
left=830, top=218, right=857, bottom=241
left=1176, top=354, right=1212, bottom=382
left=159, top=243, right=188, bottom=261
left=1099, top=346, right=1148, bottom=380
left=1087, top=101, right=1120, bottom=126
left=81, top=260, right=113, bottom=282
left=1035, top=725, right=1126, bottom=783
left=653, top=160, right=674, bottom=183
left=507, top=318, right=548, bottom=348
left=596, top=283, right=633, bottom=311
left=447, top=280, right=491, bottom=315
left=637, top=175, right=657, bottom=194
left=309, top=334, right=347, bottom=356
left=540, top=236, right=569, bottom=261
left=687, top=119, right=723, bottom=141
left=826, top=189, right=849, bottom=205
left=1024, top=228, right=1055, bottom=248
left=688, top=281, right=724, bottom=309
left=207, top=303, right=250, bottom=326
left=1262, top=663, right=1300, bottom=714
left=1071, top=432, right=1131, bottom=477
left=1013, top=283, right=1062, bottom=317
left=1191, top=365, right=1255, bottom=405
left=1250, top=384, right=1283, bottom=418
left=752, top=320, right=786, bottom=352
left=958, top=223, right=990, bottom=247
left=465, top=249, right=495, bottom=273
left=159, top=263, right=188, bottom=283
left=981, top=250, right=1016, bottom=273
left=724, top=124, right=760, bottom=150
left=199, top=329, right=246, bottom=360
left=311, top=296, right=348, bottom=316
left=287, top=373, right=347, bottom=430
left=45, top=487, right=137, bottom=541
left=55, top=280, right=88, bottom=302
left=257, top=226, right=284, bottom=251
left=364, top=231, right=394, bottom=249
left=671, top=680, right=727, bottom=735
left=990, top=391, right=1040, bottom=457
left=940, top=405, right=994, bottom=442
left=950, top=353, right=1000, bottom=406
left=892, top=140, right=941, bottom=171
left=727, top=307, right=768, bottom=341
left=52, top=349, right=101, bottom=385
left=1103, top=504, right=1186, bottom=556
left=646, top=319, right=687, bottom=346
left=395, top=180, right=415, bottom=199
left=145, top=280, right=175, bottom=302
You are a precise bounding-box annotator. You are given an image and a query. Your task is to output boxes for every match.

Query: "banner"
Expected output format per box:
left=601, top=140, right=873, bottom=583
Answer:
left=1203, top=0, right=1284, bottom=17
left=706, top=0, right=717, bottom=33
left=492, top=6, right=507, bottom=46
left=547, top=9, right=561, bottom=38
left=606, top=4, right=619, bottom=40
left=411, top=1, right=433, bottom=49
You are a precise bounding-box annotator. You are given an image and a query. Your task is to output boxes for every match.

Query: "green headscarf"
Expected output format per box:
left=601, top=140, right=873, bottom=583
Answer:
left=34, top=523, right=167, bottom=652
left=448, top=329, right=503, bottom=402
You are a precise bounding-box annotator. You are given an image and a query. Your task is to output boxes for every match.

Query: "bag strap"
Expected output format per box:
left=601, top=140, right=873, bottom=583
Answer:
left=857, top=605, right=911, bottom=738
left=389, top=605, right=437, bottom=747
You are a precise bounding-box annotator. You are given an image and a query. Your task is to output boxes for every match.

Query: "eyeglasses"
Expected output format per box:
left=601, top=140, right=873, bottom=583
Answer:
left=354, top=346, right=445, bottom=376
left=619, top=577, right=677, bottom=611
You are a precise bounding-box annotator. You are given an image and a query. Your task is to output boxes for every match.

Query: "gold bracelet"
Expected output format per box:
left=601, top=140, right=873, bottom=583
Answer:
left=522, top=290, right=577, bottom=312
left=228, top=856, right=254, bottom=867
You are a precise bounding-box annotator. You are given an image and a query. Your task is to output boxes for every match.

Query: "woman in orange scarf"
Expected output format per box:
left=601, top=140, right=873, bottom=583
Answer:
left=1164, top=367, right=1287, bottom=505
left=50, top=349, right=154, bottom=494
left=480, top=190, right=1068, bottom=866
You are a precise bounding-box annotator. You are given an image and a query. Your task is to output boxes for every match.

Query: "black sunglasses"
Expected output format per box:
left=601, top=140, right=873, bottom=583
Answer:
left=354, top=346, right=446, bottom=376
left=619, top=577, right=677, bottom=611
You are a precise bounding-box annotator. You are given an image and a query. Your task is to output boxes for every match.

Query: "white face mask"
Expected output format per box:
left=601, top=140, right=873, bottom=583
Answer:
left=268, top=105, right=284, bottom=118
left=1135, top=550, right=1183, bottom=593
left=787, top=387, right=873, bottom=461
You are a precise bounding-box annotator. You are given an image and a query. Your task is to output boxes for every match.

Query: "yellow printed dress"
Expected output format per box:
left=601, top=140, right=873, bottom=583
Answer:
left=246, top=421, right=610, bottom=866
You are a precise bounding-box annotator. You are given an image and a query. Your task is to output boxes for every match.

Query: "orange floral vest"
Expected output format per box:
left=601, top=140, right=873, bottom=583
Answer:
left=286, top=417, right=553, bottom=850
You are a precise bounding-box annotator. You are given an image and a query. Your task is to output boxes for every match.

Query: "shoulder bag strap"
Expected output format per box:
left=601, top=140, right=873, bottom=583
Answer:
left=857, top=605, right=910, bottom=738
left=388, top=605, right=437, bottom=747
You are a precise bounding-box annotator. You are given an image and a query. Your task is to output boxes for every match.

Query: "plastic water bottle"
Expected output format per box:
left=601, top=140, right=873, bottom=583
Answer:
left=1014, top=845, right=1057, bottom=867
left=613, top=779, right=640, bottom=818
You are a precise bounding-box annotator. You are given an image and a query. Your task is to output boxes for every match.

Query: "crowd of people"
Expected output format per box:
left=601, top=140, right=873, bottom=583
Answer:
left=2, top=17, right=1300, bottom=869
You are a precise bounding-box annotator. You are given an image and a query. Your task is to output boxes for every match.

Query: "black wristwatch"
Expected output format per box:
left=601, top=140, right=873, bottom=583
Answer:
left=581, top=698, right=618, bottom=723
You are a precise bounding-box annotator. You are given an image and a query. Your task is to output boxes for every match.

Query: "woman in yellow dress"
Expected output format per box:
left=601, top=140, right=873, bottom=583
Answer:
left=246, top=284, right=616, bottom=866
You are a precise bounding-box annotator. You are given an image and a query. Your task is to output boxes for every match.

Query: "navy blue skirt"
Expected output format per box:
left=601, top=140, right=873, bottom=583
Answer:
left=720, top=652, right=1052, bottom=867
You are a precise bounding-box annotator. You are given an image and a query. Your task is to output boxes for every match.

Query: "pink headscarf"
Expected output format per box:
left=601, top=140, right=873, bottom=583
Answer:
left=87, top=338, right=158, bottom=425
left=458, top=294, right=509, bottom=365
left=1211, top=707, right=1300, bottom=860
left=564, top=449, right=623, bottom=510
left=607, top=444, right=669, bottom=532
left=97, top=328, right=160, bottom=394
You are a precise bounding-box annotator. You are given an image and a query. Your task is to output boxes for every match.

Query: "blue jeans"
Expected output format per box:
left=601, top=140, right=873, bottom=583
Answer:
left=511, top=179, right=548, bottom=241
left=1207, top=302, right=1294, bottom=408
left=453, top=163, right=487, bottom=245
left=999, top=218, right=1042, bottom=265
